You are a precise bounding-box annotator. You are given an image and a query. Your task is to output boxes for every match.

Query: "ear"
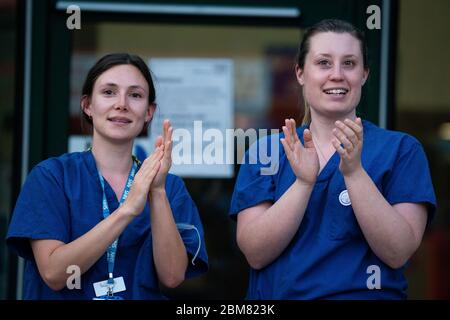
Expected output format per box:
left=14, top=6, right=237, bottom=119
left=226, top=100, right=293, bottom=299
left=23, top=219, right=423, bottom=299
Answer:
left=145, top=103, right=156, bottom=123
left=361, top=69, right=370, bottom=86
left=295, top=65, right=305, bottom=86
left=80, top=95, right=91, bottom=117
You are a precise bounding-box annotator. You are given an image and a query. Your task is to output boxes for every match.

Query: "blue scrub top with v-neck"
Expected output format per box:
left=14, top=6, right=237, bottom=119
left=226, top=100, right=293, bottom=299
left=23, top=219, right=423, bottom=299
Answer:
left=7, top=150, right=208, bottom=300
left=230, top=120, right=436, bottom=299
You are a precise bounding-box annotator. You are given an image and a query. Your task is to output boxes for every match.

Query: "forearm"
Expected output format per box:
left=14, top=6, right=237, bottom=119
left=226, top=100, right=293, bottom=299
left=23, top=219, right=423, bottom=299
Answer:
left=238, top=179, right=314, bottom=269
left=150, top=189, right=188, bottom=288
left=39, top=206, right=134, bottom=290
left=344, top=168, right=418, bottom=268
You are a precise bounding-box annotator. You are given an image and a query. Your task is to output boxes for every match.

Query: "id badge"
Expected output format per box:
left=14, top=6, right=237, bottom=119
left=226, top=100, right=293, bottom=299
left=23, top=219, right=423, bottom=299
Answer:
left=93, top=276, right=126, bottom=298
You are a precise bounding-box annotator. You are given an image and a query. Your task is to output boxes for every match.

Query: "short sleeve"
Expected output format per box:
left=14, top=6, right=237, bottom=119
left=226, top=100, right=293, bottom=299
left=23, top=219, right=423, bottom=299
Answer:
left=7, top=163, right=70, bottom=260
left=166, top=175, right=208, bottom=279
left=229, top=137, right=278, bottom=219
left=383, top=138, right=437, bottom=225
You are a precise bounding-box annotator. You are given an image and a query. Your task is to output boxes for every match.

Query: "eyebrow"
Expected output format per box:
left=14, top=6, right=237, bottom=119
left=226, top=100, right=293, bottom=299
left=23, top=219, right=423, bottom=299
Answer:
left=100, top=83, right=147, bottom=91
left=316, top=53, right=358, bottom=59
left=129, top=85, right=147, bottom=91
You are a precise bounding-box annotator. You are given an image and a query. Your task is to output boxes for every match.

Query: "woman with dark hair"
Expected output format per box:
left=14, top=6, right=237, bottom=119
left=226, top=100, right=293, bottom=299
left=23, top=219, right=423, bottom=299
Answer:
left=230, top=19, right=436, bottom=299
left=7, top=53, right=208, bottom=300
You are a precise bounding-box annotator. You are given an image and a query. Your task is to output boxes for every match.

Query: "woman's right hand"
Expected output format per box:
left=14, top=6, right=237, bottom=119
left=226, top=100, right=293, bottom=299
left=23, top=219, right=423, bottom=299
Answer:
left=280, top=118, right=319, bottom=186
left=122, top=146, right=164, bottom=216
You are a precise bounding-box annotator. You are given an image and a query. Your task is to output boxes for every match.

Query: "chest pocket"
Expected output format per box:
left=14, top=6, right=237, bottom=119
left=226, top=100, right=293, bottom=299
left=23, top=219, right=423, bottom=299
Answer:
left=327, top=189, right=363, bottom=240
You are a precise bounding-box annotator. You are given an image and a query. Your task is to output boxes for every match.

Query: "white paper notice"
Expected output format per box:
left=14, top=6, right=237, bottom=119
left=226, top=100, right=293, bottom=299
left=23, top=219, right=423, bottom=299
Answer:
left=144, top=58, right=234, bottom=178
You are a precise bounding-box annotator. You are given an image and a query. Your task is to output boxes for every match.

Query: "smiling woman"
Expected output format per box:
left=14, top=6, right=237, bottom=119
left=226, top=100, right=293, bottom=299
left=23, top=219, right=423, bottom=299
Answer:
left=6, top=53, right=208, bottom=300
left=296, top=20, right=369, bottom=127
left=82, top=64, right=153, bottom=144
left=297, top=31, right=368, bottom=126
left=230, top=19, right=437, bottom=299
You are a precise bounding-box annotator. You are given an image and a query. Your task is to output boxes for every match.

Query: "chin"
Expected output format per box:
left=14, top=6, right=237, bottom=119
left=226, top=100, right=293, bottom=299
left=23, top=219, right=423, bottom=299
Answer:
left=106, top=131, right=136, bottom=142
left=316, top=105, right=356, bottom=118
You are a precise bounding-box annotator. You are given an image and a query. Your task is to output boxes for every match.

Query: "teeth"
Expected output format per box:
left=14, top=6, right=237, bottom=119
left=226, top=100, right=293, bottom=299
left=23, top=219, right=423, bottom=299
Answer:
left=325, top=89, right=347, bottom=94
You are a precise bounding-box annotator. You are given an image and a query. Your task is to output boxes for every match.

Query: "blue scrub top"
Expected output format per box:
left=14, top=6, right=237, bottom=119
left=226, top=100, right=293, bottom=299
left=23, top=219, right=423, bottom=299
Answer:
left=230, top=120, right=436, bottom=300
left=7, top=150, right=208, bottom=300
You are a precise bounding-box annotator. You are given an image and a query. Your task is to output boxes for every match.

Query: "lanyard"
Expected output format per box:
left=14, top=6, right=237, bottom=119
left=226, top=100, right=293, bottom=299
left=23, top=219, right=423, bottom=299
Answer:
left=97, top=158, right=137, bottom=287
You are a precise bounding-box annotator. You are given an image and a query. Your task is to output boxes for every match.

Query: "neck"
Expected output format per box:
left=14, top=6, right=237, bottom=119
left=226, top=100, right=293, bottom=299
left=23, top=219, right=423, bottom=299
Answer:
left=309, top=110, right=357, bottom=143
left=91, top=134, right=134, bottom=176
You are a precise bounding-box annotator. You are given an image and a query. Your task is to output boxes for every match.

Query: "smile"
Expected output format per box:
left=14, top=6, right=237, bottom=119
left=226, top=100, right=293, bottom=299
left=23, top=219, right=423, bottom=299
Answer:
left=323, top=88, right=349, bottom=95
left=108, top=117, right=132, bottom=124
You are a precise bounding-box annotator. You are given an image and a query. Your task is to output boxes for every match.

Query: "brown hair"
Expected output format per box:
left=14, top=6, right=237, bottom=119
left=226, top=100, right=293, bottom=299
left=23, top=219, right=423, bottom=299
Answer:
left=80, top=53, right=156, bottom=133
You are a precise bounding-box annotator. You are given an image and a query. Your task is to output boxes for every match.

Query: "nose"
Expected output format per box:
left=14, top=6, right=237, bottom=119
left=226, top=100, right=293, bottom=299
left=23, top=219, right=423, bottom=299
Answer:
left=329, top=65, right=344, bottom=81
left=115, top=92, right=128, bottom=111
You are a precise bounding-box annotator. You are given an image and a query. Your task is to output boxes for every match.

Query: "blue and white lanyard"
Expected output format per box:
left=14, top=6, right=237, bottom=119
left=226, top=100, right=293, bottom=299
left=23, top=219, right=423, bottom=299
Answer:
left=97, top=160, right=137, bottom=289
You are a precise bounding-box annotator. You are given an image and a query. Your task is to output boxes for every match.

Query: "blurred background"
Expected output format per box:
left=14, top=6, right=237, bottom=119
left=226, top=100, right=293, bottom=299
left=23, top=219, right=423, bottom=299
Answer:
left=0, top=0, right=449, bottom=299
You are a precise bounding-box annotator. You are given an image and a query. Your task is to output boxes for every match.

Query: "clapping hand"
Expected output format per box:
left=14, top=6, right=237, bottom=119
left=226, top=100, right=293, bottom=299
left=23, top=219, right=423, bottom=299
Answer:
left=280, top=118, right=319, bottom=186
left=150, top=119, right=173, bottom=191
left=332, top=118, right=364, bottom=177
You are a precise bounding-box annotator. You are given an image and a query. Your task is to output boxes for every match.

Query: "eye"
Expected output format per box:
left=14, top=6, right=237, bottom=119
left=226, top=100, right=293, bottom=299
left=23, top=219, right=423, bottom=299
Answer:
left=317, top=59, right=332, bottom=68
left=343, top=60, right=355, bottom=67
left=318, top=59, right=331, bottom=66
left=103, top=89, right=114, bottom=96
left=130, top=92, right=143, bottom=99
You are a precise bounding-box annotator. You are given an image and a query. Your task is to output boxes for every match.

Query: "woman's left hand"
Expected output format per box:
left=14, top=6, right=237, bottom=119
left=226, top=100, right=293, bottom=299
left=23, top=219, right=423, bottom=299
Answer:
left=332, top=117, right=364, bottom=177
left=150, top=119, right=173, bottom=191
